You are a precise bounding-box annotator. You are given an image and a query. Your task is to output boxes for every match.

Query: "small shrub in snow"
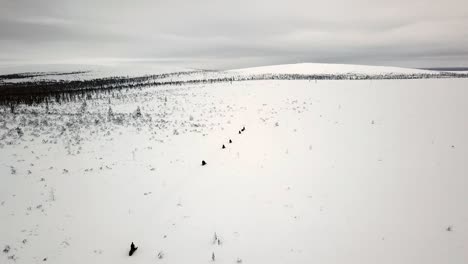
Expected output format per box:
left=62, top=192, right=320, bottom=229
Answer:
left=134, top=106, right=142, bottom=118
left=79, top=101, right=87, bottom=114
left=45, top=100, right=50, bottom=113
left=3, top=245, right=10, bottom=253
left=114, top=115, right=124, bottom=125
left=108, top=106, right=114, bottom=121
left=50, top=188, right=56, bottom=201
left=16, top=127, right=23, bottom=137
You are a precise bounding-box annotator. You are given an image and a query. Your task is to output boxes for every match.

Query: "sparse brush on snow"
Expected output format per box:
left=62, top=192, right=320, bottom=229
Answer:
left=134, top=106, right=142, bottom=118
left=107, top=106, right=114, bottom=121
left=49, top=188, right=56, bottom=202
left=16, top=127, right=23, bottom=137
left=79, top=101, right=87, bottom=114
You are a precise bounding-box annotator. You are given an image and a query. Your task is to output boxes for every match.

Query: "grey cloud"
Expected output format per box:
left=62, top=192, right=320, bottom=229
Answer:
left=0, top=0, right=467, bottom=68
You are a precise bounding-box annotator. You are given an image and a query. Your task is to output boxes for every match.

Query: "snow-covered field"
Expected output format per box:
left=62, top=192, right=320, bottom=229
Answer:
left=1, top=64, right=467, bottom=264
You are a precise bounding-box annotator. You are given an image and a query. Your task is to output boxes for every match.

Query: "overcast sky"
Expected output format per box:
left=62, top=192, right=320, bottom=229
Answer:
left=0, top=0, right=467, bottom=69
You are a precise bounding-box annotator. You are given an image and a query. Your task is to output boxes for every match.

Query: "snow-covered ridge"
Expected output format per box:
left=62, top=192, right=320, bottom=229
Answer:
left=229, top=63, right=439, bottom=75
left=2, top=63, right=466, bottom=85
left=0, top=63, right=191, bottom=82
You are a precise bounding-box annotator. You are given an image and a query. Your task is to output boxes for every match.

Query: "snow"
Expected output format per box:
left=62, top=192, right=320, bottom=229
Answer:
left=229, top=63, right=440, bottom=75
left=1, top=65, right=468, bottom=264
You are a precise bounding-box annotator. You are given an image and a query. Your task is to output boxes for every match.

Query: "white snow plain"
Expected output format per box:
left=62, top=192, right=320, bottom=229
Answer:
left=1, top=64, right=467, bottom=264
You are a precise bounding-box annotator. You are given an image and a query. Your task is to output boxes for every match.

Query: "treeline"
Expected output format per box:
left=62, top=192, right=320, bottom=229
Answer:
left=1, top=71, right=468, bottom=108
left=0, top=71, right=90, bottom=80
left=0, top=71, right=204, bottom=106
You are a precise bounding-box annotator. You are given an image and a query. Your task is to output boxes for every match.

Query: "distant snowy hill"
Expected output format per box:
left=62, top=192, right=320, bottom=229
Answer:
left=229, top=63, right=440, bottom=75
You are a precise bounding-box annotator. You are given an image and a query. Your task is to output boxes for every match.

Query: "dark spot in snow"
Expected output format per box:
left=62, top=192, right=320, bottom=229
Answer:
left=3, top=245, right=10, bottom=253
left=129, top=242, right=138, bottom=256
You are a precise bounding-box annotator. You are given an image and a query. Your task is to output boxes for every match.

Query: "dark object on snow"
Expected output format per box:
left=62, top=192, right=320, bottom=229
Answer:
left=129, top=242, right=138, bottom=256
left=222, top=145, right=226, bottom=149
left=447, top=226, right=453, bottom=232
left=16, top=127, right=23, bottom=137
left=3, top=245, right=10, bottom=253
left=241, top=126, right=245, bottom=132
left=212, top=252, right=215, bottom=261
left=238, top=131, right=241, bottom=134
left=202, top=160, right=207, bottom=166
left=229, top=139, right=232, bottom=143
